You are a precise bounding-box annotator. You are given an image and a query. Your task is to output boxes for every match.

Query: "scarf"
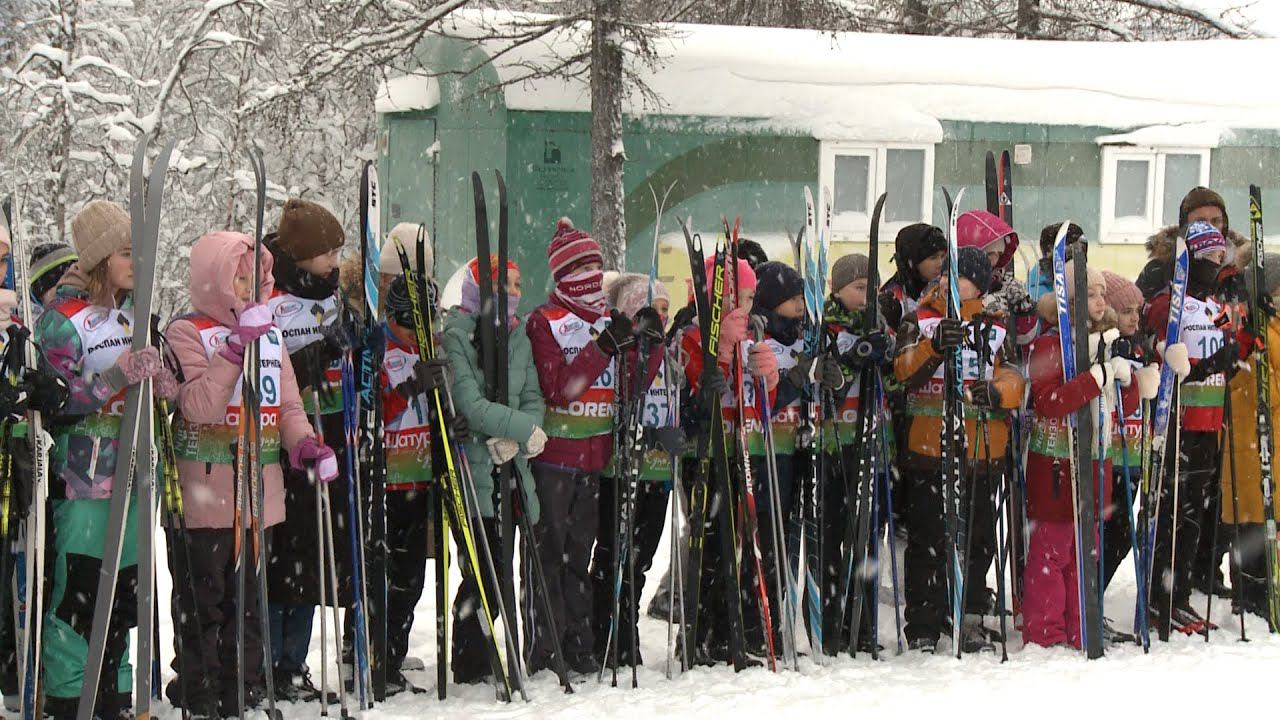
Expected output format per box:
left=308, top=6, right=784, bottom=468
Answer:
left=269, top=238, right=340, bottom=300
left=553, top=268, right=607, bottom=323
left=459, top=270, right=520, bottom=329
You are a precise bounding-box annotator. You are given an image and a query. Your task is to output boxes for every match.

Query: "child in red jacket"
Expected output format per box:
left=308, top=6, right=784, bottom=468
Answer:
left=1023, top=265, right=1138, bottom=648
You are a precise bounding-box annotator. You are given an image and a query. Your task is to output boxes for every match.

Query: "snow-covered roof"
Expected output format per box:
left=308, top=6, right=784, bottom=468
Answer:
left=375, top=72, right=440, bottom=113
left=408, top=10, right=1280, bottom=143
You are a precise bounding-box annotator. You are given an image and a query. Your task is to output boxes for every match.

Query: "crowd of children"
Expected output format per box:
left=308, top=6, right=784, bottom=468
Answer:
left=0, top=182, right=1276, bottom=718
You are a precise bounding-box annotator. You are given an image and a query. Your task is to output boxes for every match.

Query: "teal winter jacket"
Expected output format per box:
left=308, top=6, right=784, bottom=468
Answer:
left=442, top=310, right=545, bottom=522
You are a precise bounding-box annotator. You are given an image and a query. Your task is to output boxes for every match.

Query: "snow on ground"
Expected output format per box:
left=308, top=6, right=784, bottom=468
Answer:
left=148, top=506, right=1280, bottom=720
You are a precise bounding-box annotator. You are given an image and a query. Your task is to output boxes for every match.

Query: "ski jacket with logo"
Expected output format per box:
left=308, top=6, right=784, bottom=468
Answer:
left=893, top=286, right=1024, bottom=470
left=526, top=297, right=661, bottom=474
left=1024, top=330, right=1139, bottom=523
left=167, top=232, right=312, bottom=529
left=36, top=288, right=136, bottom=500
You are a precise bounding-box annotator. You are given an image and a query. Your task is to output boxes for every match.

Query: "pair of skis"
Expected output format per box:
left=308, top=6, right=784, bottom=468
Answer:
left=840, top=193, right=889, bottom=658
left=77, top=134, right=175, bottom=720
left=1049, top=221, right=1104, bottom=658
left=1250, top=186, right=1280, bottom=633
left=472, top=170, right=565, bottom=695
left=984, top=149, right=1028, bottom=622
left=2, top=192, right=56, bottom=720
left=680, top=222, right=748, bottom=671
left=797, top=187, right=830, bottom=659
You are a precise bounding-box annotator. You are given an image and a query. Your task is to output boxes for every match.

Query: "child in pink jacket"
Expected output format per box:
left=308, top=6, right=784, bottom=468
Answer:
left=164, top=231, right=336, bottom=718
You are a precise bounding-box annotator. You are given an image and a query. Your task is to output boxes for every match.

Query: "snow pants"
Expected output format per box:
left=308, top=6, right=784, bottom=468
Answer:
left=590, top=477, right=670, bottom=666
left=1022, top=520, right=1081, bottom=648
left=1148, top=429, right=1218, bottom=631
left=526, top=464, right=599, bottom=670
left=902, top=460, right=998, bottom=644
left=744, top=453, right=795, bottom=654
left=42, top=498, right=137, bottom=720
left=1103, top=465, right=1140, bottom=590
left=166, top=526, right=271, bottom=714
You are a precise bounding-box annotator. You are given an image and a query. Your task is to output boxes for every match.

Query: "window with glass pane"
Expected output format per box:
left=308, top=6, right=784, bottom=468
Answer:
left=1114, top=159, right=1149, bottom=219
left=833, top=154, right=870, bottom=214
left=1162, top=154, right=1202, bottom=226
left=886, top=149, right=925, bottom=223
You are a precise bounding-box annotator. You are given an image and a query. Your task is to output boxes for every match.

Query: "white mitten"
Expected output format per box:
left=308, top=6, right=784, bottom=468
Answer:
left=486, top=437, right=520, bottom=465
left=1135, top=365, right=1161, bottom=399
left=1163, top=342, right=1191, bottom=380
left=524, top=426, right=548, bottom=457
left=1108, top=356, right=1133, bottom=387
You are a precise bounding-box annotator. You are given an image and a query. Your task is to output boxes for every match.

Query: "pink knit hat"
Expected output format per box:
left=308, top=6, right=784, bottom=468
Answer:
left=547, top=218, right=603, bottom=282
left=1102, top=270, right=1143, bottom=312
left=704, top=255, right=757, bottom=296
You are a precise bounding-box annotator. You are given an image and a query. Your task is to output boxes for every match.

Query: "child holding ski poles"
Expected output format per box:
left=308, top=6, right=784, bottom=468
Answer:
left=677, top=252, right=778, bottom=664
left=524, top=219, right=662, bottom=676
left=747, top=261, right=828, bottom=656
left=442, top=254, right=547, bottom=683
left=165, top=230, right=338, bottom=718
left=262, top=198, right=347, bottom=703
left=893, top=246, right=1024, bottom=654
left=373, top=273, right=460, bottom=694
left=35, top=200, right=180, bottom=720
left=1100, top=271, right=1160, bottom=597
left=0, top=273, right=70, bottom=710
left=1143, top=220, right=1248, bottom=637
left=589, top=272, right=679, bottom=669
left=1024, top=264, right=1139, bottom=648
left=822, top=253, right=897, bottom=653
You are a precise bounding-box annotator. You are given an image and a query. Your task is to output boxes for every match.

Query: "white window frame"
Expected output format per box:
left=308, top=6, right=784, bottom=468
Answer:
left=819, top=142, right=935, bottom=243
left=1099, top=146, right=1211, bottom=245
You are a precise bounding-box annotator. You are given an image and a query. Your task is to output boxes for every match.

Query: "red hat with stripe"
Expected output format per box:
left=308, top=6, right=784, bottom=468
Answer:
left=547, top=218, right=603, bottom=282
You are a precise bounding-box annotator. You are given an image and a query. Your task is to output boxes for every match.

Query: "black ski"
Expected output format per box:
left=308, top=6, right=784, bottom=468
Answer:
left=844, top=193, right=886, bottom=655
left=1072, top=249, right=1104, bottom=658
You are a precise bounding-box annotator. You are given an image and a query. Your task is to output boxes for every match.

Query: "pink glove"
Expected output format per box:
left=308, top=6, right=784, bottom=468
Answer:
left=114, top=347, right=162, bottom=385
left=717, top=308, right=749, bottom=362
left=289, top=436, right=339, bottom=483
left=154, top=366, right=179, bottom=401
left=218, top=304, right=276, bottom=364
left=748, top=342, right=779, bottom=391
left=235, top=303, right=275, bottom=343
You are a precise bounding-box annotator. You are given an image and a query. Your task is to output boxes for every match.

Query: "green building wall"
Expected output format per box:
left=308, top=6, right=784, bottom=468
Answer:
left=380, top=34, right=1280, bottom=310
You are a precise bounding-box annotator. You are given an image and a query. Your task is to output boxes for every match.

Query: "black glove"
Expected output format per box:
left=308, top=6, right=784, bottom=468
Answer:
left=633, top=307, right=665, bottom=345
left=648, top=426, right=688, bottom=456
left=1186, top=334, right=1240, bottom=382
left=396, top=358, right=449, bottom=399
left=698, top=363, right=728, bottom=405
left=0, top=381, right=29, bottom=419
left=787, top=353, right=845, bottom=391
left=843, top=331, right=895, bottom=369
left=596, top=311, right=636, bottom=356
left=26, top=361, right=69, bottom=416
left=1109, top=336, right=1142, bottom=364
left=967, top=380, right=1002, bottom=409
left=450, top=413, right=470, bottom=444
left=291, top=339, right=340, bottom=390
left=931, top=318, right=965, bottom=354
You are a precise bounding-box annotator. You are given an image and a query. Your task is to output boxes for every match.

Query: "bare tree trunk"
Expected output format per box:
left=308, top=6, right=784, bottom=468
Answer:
left=903, top=0, right=931, bottom=34
left=52, top=0, right=79, bottom=243
left=1017, top=0, right=1041, bottom=37
left=591, top=0, right=626, bottom=271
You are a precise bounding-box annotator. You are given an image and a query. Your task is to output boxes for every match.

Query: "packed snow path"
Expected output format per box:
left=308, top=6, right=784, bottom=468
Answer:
left=150, top=524, right=1278, bottom=719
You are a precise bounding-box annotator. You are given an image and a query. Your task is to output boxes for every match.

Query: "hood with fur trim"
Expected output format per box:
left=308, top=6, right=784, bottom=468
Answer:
left=1144, top=224, right=1248, bottom=264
